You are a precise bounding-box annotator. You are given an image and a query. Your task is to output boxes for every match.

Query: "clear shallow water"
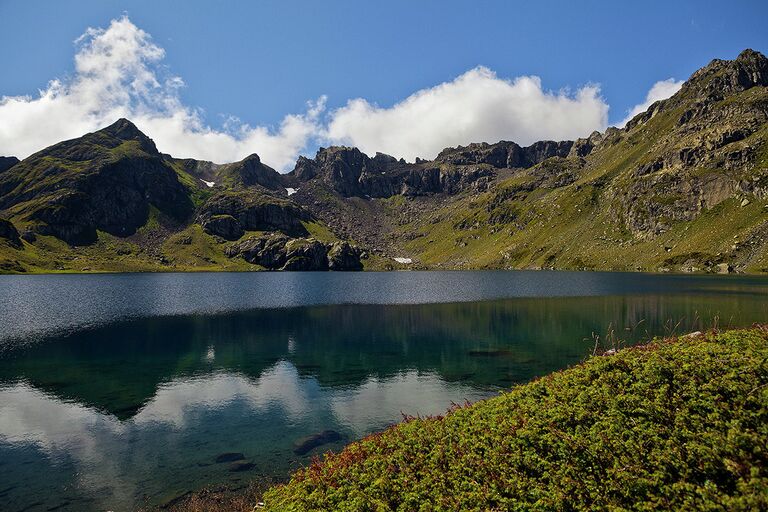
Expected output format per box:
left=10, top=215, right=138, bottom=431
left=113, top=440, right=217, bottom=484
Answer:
left=0, top=271, right=766, bottom=511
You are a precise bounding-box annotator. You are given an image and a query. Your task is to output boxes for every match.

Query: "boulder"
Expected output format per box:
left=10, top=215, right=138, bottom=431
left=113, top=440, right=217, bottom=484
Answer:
left=201, top=214, right=244, bottom=241
left=327, top=241, right=363, bottom=270
left=282, top=238, right=329, bottom=271
left=716, top=262, right=733, bottom=274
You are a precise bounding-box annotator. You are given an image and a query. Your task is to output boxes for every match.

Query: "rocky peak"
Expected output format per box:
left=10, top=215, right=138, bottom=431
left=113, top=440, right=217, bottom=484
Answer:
left=436, top=139, right=573, bottom=168
left=218, top=153, right=283, bottom=190
left=372, top=152, right=402, bottom=167
left=291, top=146, right=372, bottom=196
left=0, top=119, right=194, bottom=245
left=293, top=155, right=319, bottom=181
left=318, top=146, right=369, bottom=196
left=98, top=118, right=159, bottom=154
left=568, top=131, right=606, bottom=158
left=682, top=48, right=768, bottom=102
left=169, top=157, right=221, bottom=182
left=624, top=49, right=768, bottom=132
left=315, top=146, right=368, bottom=168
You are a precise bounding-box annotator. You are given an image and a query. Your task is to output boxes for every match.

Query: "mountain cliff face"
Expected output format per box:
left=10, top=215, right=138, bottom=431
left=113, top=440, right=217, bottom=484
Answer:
left=1, top=50, right=766, bottom=273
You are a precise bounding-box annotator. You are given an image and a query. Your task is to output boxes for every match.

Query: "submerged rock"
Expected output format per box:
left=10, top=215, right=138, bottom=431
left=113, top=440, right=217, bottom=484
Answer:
left=293, top=430, right=343, bottom=456
left=215, top=452, right=245, bottom=463
left=228, top=460, right=256, bottom=472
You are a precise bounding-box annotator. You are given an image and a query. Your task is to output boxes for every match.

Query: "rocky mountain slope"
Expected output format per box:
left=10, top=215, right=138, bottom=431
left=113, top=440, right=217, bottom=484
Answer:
left=0, top=49, right=766, bottom=273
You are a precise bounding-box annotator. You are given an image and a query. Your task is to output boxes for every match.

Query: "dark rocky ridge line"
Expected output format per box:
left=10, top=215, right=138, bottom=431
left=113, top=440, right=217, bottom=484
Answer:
left=0, top=102, right=580, bottom=255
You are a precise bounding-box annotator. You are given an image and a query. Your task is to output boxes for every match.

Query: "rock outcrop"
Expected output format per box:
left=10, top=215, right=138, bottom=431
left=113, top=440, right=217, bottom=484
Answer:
left=435, top=140, right=573, bottom=168
left=226, top=234, right=362, bottom=271
left=0, top=218, right=21, bottom=248
left=327, top=241, right=364, bottom=270
left=200, top=214, right=244, bottom=241
left=198, top=191, right=311, bottom=239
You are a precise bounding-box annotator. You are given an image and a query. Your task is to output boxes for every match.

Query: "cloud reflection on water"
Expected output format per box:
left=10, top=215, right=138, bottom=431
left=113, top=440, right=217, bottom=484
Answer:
left=0, top=361, right=486, bottom=511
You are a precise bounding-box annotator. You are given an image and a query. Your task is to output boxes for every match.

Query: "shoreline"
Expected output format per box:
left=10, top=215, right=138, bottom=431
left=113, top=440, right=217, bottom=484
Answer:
left=1, top=266, right=766, bottom=276
left=153, top=326, right=768, bottom=511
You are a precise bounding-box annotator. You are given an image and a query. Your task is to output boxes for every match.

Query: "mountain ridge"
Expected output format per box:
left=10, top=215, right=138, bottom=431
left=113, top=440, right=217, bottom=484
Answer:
left=1, top=49, right=766, bottom=273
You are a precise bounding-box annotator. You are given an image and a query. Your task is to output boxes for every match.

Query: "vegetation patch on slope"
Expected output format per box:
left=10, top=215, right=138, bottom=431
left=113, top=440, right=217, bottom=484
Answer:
left=262, top=328, right=768, bottom=511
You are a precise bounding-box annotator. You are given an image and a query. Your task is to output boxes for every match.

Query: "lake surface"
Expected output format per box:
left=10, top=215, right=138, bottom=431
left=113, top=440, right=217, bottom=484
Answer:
left=0, top=271, right=766, bottom=511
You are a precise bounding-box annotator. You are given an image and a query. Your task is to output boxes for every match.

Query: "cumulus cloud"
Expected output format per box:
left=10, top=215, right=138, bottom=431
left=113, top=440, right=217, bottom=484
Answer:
left=1, top=16, right=677, bottom=172
left=323, top=67, right=609, bottom=161
left=0, top=16, right=322, bottom=171
left=617, top=78, right=684, bottom=127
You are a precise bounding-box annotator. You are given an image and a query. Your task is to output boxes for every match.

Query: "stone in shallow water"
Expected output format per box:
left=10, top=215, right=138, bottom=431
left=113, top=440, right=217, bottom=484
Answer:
left=467, top=349, right=514, bottom=357
left=228, top=460, right=256, bottom=472
left=215, top=452, right=245, bottom=463
left=293, top=430, right=343, bottom=456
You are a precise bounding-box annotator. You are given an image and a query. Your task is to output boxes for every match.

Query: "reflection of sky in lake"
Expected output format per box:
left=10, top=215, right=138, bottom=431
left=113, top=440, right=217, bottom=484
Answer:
left=0, top=365, right=489, bottom=512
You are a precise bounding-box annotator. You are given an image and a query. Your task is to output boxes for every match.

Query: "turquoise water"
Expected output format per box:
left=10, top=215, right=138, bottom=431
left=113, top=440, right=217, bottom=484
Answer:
left=0, top=271, right=766, bottom=511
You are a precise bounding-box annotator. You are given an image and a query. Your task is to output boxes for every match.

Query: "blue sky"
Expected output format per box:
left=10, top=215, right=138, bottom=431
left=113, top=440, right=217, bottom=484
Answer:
left=1, top=1, right=767, bottom=169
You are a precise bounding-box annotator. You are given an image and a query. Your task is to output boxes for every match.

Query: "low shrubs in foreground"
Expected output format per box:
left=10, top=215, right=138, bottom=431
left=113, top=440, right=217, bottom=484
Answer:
left=263, top=327, right=768, bottom=511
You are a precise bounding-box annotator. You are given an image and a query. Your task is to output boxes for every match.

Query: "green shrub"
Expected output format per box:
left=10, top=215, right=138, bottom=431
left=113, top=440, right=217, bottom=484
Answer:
left=264, top=328, right=768, bottom=511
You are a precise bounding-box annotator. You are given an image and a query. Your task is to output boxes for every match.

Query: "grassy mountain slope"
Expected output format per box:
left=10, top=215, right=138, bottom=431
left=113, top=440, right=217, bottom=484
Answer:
left=261, top=327, right=768, bottom=511
left=393, top=50, right=768, bottom=273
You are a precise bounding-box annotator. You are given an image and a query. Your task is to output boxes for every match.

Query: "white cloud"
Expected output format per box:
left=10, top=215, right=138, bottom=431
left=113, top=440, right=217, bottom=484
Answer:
left=0, top=16, right=322, bottom=171
left=0, top=16, right=680, bottom=173
left=617, top=78, right=683, bottom=127
left=323, top=67, right=609, bottom=161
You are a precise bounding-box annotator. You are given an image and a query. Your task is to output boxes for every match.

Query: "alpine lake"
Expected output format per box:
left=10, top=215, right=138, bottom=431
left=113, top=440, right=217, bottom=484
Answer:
left=0, top=270, right=766, bottom=511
